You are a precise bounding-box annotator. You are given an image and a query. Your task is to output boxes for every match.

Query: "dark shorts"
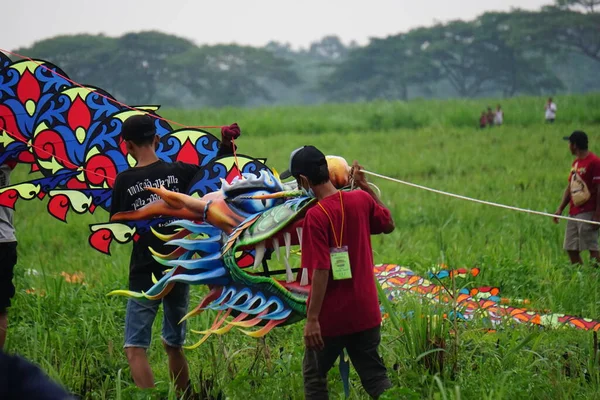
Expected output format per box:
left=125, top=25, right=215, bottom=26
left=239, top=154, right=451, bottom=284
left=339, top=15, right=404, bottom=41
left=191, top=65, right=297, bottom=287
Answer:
left=303, top=325, right=391, bottom=399
left=0, top=242, right=17, bottom=314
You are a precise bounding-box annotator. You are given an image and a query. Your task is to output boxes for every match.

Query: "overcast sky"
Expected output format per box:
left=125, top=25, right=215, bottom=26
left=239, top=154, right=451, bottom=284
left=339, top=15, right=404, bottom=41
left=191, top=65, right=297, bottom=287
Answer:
left=3, top=0, right=550, bottom=51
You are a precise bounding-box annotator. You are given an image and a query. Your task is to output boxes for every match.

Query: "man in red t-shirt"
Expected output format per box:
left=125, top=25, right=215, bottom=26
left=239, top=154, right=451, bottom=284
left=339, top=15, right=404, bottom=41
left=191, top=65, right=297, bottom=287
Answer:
left=280, top=145, right=395, bottom=399
left=554, top=131, right=600, bottom=265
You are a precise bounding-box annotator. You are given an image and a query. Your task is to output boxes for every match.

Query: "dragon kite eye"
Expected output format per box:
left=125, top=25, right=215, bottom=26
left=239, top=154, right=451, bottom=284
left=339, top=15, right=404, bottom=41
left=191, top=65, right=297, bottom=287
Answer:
left=230, top=190, right=284, bottom=214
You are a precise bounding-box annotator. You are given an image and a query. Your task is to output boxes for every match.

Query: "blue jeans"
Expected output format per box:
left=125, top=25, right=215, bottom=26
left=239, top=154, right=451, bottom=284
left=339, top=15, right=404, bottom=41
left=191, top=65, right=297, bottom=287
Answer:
left=124, top=283, right=189, bottom=348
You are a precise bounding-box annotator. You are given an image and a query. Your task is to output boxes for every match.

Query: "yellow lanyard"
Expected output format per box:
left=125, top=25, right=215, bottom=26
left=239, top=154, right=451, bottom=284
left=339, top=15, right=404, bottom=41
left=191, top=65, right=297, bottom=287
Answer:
left=317, top=191, right=345, bottom=248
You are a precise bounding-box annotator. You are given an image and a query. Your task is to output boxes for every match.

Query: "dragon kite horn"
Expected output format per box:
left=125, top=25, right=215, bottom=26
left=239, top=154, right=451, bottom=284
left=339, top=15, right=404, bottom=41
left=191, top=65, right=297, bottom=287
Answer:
left=110, top=186, right=208, bottom=223
left=110, top=185, right=246, bottom=235
left=146, top=186, right=190, bottom=209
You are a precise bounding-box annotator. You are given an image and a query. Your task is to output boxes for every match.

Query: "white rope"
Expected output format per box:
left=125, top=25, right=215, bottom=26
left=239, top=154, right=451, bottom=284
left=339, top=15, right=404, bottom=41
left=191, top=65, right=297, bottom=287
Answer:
left=368, top=182, right=381, bottom=198
left=362, top=170, right=600, bottom=226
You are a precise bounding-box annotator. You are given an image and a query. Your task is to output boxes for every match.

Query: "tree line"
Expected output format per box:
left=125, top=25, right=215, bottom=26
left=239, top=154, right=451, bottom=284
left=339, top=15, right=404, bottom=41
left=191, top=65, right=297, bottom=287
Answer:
left=11, top=0, right=600, bottom=108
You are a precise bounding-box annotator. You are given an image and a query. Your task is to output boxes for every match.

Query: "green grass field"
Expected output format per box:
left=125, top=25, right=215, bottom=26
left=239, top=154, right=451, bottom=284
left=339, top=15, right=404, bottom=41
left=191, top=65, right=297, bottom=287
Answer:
left=6, top=94, right=600, bottom=399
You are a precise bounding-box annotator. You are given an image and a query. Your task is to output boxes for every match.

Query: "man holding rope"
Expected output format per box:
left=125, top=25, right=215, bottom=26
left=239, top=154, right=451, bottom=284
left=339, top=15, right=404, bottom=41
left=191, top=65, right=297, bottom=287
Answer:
left=282, top=146, right=395, bottom=399
left=554, top=131, right=600, bottom=265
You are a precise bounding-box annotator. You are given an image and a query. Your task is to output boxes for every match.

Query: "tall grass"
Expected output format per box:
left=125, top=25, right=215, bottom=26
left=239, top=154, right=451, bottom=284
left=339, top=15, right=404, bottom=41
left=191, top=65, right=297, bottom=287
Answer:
left=5, top=94, right=600, bottom=398
left=161, top=93, right=600, bottom=135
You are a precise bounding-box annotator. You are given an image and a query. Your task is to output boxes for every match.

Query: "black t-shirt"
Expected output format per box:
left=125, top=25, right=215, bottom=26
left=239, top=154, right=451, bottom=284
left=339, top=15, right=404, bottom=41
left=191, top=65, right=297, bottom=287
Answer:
left=110, top=160, right=200, bottom=291
left=109, top=141, right=235, bottom=291
left=110, top=142, right=237, bottom=292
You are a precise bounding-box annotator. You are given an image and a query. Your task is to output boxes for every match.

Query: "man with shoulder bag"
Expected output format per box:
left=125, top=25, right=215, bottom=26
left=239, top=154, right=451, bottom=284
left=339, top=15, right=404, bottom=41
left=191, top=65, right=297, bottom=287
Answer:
left=554, top=131, right=600, bottom=265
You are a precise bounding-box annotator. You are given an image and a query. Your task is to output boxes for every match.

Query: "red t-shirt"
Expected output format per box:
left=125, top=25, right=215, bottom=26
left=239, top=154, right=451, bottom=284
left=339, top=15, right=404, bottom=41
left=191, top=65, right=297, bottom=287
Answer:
left=568, top=152, right=600, bottom=215
left=300, top=190, right=393, bottom=337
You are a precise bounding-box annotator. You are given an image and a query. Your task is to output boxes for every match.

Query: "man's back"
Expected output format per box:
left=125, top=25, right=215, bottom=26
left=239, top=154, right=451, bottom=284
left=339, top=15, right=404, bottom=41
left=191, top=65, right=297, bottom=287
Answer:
left=110, top=160, right=199, bottom=291
left=301, top=189, right=393, bottom=337
left=567, top=152, right=600, bottom=216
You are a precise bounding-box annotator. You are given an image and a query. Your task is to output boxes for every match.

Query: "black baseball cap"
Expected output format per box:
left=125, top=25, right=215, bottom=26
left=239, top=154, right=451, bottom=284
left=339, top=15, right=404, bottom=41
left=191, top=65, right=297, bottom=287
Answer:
left=121, top=114, right=157, bottom=141
left=563, top=131, right=588, bottom=149
left=280, top=145, right=327, bottom=180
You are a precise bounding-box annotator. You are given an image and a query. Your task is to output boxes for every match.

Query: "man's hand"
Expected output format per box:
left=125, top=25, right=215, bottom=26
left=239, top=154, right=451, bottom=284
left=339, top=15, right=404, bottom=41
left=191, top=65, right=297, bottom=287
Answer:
left=304, top=318, right=324, bottom=350
left=553, top=209, right=563, bottom=224
left=351, top=161, right=369, bottom=190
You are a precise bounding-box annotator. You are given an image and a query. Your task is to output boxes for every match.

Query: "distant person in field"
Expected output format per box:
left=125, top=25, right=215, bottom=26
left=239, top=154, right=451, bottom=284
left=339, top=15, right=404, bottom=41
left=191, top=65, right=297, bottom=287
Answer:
left=110, top=114, right=239, bottom=397
left=281, top=146, right=395, bottom=399
left=0, top=159, right=18, bottom=350
left=494, top=105, right=503, bottom=126
left=553, top=131, right=600, bottom=265
left=486, top=107, right=495, bottom=127
left=479, top=111, right=487, bottom=129
left=545, top=97, right=557, bottom=123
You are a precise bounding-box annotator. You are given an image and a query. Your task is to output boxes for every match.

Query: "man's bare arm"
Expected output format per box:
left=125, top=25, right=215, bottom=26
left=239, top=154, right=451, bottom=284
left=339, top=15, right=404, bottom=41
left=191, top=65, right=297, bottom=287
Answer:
left=307, top=269, right=328, bottom=322
left=304, top=269, right=329, bottom=350
left=351, top=161, right=395, bottom=233
left=554, top=185, right=570, bottom=224
left=557, top=185, right=570, bottom=214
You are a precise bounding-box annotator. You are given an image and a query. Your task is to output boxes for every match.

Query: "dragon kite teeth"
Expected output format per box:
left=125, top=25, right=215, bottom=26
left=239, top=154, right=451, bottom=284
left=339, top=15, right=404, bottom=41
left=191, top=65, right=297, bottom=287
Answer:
left=272, top=238, right=280, bottom=261
left=253, top=242, right=266, bottom=270
left=284, top=232, right=292, bottom=258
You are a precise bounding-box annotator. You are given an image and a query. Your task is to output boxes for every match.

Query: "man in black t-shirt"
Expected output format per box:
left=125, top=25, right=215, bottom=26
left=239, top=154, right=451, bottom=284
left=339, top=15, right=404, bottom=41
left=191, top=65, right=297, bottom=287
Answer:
left=109, top=115, right=239, bottom=396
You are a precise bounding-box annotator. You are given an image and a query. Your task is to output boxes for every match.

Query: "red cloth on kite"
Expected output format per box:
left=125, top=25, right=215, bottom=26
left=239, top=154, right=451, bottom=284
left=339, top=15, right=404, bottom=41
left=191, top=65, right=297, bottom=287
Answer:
left=221, top=123, right=241, bottom=140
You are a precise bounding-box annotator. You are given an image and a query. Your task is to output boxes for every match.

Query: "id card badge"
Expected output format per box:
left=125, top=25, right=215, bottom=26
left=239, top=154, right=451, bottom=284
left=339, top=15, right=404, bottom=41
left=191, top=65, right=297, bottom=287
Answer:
left=330, top=246, right=352, bottom=280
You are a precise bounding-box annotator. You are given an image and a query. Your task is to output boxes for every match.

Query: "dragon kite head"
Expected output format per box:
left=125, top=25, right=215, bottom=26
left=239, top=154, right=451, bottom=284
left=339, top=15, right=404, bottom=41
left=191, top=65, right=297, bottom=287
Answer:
left=109, top=158, right=351, bottom=346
